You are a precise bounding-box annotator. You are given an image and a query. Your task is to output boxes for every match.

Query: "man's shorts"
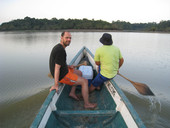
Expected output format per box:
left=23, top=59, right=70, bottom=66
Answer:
left=91, top=73, right=111, bottom=87
left=59, top=68, right=78, bottom=85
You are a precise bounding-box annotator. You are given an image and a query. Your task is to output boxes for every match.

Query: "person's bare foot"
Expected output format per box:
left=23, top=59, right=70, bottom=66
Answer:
left=84, top=103, right=97, bottom=109
left=69, top=93, right=80, bottom=101
left=96, top=86, right=100, bottom=90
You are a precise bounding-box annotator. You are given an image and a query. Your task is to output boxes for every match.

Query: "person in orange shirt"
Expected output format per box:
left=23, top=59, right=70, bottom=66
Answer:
left=49, top=31, right=97, bottom=109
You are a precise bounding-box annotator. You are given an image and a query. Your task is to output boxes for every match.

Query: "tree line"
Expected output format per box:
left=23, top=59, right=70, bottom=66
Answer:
left=0, top=17, right=170, bottom=32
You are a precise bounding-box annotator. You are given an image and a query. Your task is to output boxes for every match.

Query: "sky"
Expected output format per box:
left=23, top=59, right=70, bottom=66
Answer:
left=0, top=0, right=170, bottom=24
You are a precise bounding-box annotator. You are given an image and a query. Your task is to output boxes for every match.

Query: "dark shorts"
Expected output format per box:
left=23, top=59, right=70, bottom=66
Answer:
left=91, top=73, right=112, bottom=87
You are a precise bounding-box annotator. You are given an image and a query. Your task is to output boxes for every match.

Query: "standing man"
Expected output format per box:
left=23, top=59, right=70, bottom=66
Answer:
left=89, top=33, right=124, bottom=92
left=49, top=31, right=97, bottom=109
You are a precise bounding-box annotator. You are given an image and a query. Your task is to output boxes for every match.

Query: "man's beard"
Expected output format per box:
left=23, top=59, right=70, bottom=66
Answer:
left=63, top=41, right=70, bottom=47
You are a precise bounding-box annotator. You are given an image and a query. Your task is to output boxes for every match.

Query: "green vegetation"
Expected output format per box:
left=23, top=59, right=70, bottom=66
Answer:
left=0, top=17, right=170, bottom=32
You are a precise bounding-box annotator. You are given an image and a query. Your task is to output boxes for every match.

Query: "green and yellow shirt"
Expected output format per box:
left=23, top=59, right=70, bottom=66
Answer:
left=94, top=45, right=123, bottom=78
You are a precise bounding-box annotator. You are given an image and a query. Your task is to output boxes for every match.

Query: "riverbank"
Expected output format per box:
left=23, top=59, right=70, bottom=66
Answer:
left=0, top=17, right=169, bottom=32
left=0, top=29, right=170, bottom=34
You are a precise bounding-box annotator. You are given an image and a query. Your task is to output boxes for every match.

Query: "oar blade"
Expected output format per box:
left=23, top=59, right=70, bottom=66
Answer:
left=132, top=82, right=155, bottom=96
left=118, top=73, right=155, bottom=96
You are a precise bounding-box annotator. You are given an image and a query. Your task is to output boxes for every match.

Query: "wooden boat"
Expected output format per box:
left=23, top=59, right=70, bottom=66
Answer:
left=31, top=46, right=145, bottom=128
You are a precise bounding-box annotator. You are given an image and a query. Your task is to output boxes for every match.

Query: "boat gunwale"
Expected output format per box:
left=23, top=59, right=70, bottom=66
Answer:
left=30, top=90, right=56, bottom=128
left=109, top=80, right=145, bottom=128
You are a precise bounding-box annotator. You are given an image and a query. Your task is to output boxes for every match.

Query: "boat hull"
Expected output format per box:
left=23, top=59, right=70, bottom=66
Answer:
left=31, top=46, right=145, bottom=128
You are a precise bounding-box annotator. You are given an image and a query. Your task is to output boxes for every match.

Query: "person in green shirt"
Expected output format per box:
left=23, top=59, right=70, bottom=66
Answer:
left=89, top=33, right=124, bottom=92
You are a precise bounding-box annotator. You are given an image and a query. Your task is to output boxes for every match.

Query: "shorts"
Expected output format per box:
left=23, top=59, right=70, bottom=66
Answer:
left=59, top=68, right=78, bottom=85
left=91, top=73, right=111, bottom=87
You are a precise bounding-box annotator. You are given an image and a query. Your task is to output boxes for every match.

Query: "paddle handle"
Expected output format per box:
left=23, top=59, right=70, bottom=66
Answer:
left=117, top=73, right=133, bottom=83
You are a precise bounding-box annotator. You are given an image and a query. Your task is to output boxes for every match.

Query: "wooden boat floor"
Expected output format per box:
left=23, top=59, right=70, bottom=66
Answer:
left=56, top=85, right=116, bottom=110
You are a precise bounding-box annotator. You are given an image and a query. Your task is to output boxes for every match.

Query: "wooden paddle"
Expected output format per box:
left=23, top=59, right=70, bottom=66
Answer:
left=48, top=61, right=88, bottom=79
left=118, top=73, right=155, bottom=96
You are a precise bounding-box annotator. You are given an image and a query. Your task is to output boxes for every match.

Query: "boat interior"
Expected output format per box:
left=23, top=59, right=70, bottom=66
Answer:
left=45, top=56, right=128, bottom=128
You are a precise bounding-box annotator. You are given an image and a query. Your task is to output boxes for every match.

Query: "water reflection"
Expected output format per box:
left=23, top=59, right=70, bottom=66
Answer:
left=1, top=31, right=170, bottom=103
left=0, top=31, right=170, bottom=128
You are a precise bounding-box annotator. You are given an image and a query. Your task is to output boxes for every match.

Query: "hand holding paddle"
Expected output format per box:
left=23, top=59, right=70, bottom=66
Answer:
left=118, top=73, right=154, bottom=96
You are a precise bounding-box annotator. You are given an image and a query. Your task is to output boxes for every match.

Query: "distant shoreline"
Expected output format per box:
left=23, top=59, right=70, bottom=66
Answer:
left=0, top=29, right=169, bottom=34
left=0, top=17, right=169, bottom=32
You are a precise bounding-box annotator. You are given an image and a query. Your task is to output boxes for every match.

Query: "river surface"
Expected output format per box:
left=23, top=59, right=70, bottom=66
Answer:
left=0, top=31, right=170, bottom=128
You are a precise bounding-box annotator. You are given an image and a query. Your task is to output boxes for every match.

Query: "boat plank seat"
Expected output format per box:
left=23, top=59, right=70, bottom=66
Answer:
left=49, top=110, right=127, bottom=128
left=54, top=110, right=117, bottom=117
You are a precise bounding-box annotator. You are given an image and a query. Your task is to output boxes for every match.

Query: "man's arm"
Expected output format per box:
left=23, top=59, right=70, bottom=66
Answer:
left=95, top=61, right=100, bottom=73
left=119, top=58, right=124, bottom=68
left=50, top=64, right=61, bottom=92
left=95, top=61, right=100, bottom=66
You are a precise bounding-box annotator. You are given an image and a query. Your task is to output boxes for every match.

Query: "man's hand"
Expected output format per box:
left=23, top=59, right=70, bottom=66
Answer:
left=50, top=85, right=59, bottom=92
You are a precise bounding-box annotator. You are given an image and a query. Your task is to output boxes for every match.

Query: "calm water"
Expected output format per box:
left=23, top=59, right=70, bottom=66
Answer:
left=0, top=31, right=170, bottom=128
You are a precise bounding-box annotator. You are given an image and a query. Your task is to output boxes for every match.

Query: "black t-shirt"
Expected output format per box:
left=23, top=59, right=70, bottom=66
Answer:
left=49, top=43, right=68, bottom=80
